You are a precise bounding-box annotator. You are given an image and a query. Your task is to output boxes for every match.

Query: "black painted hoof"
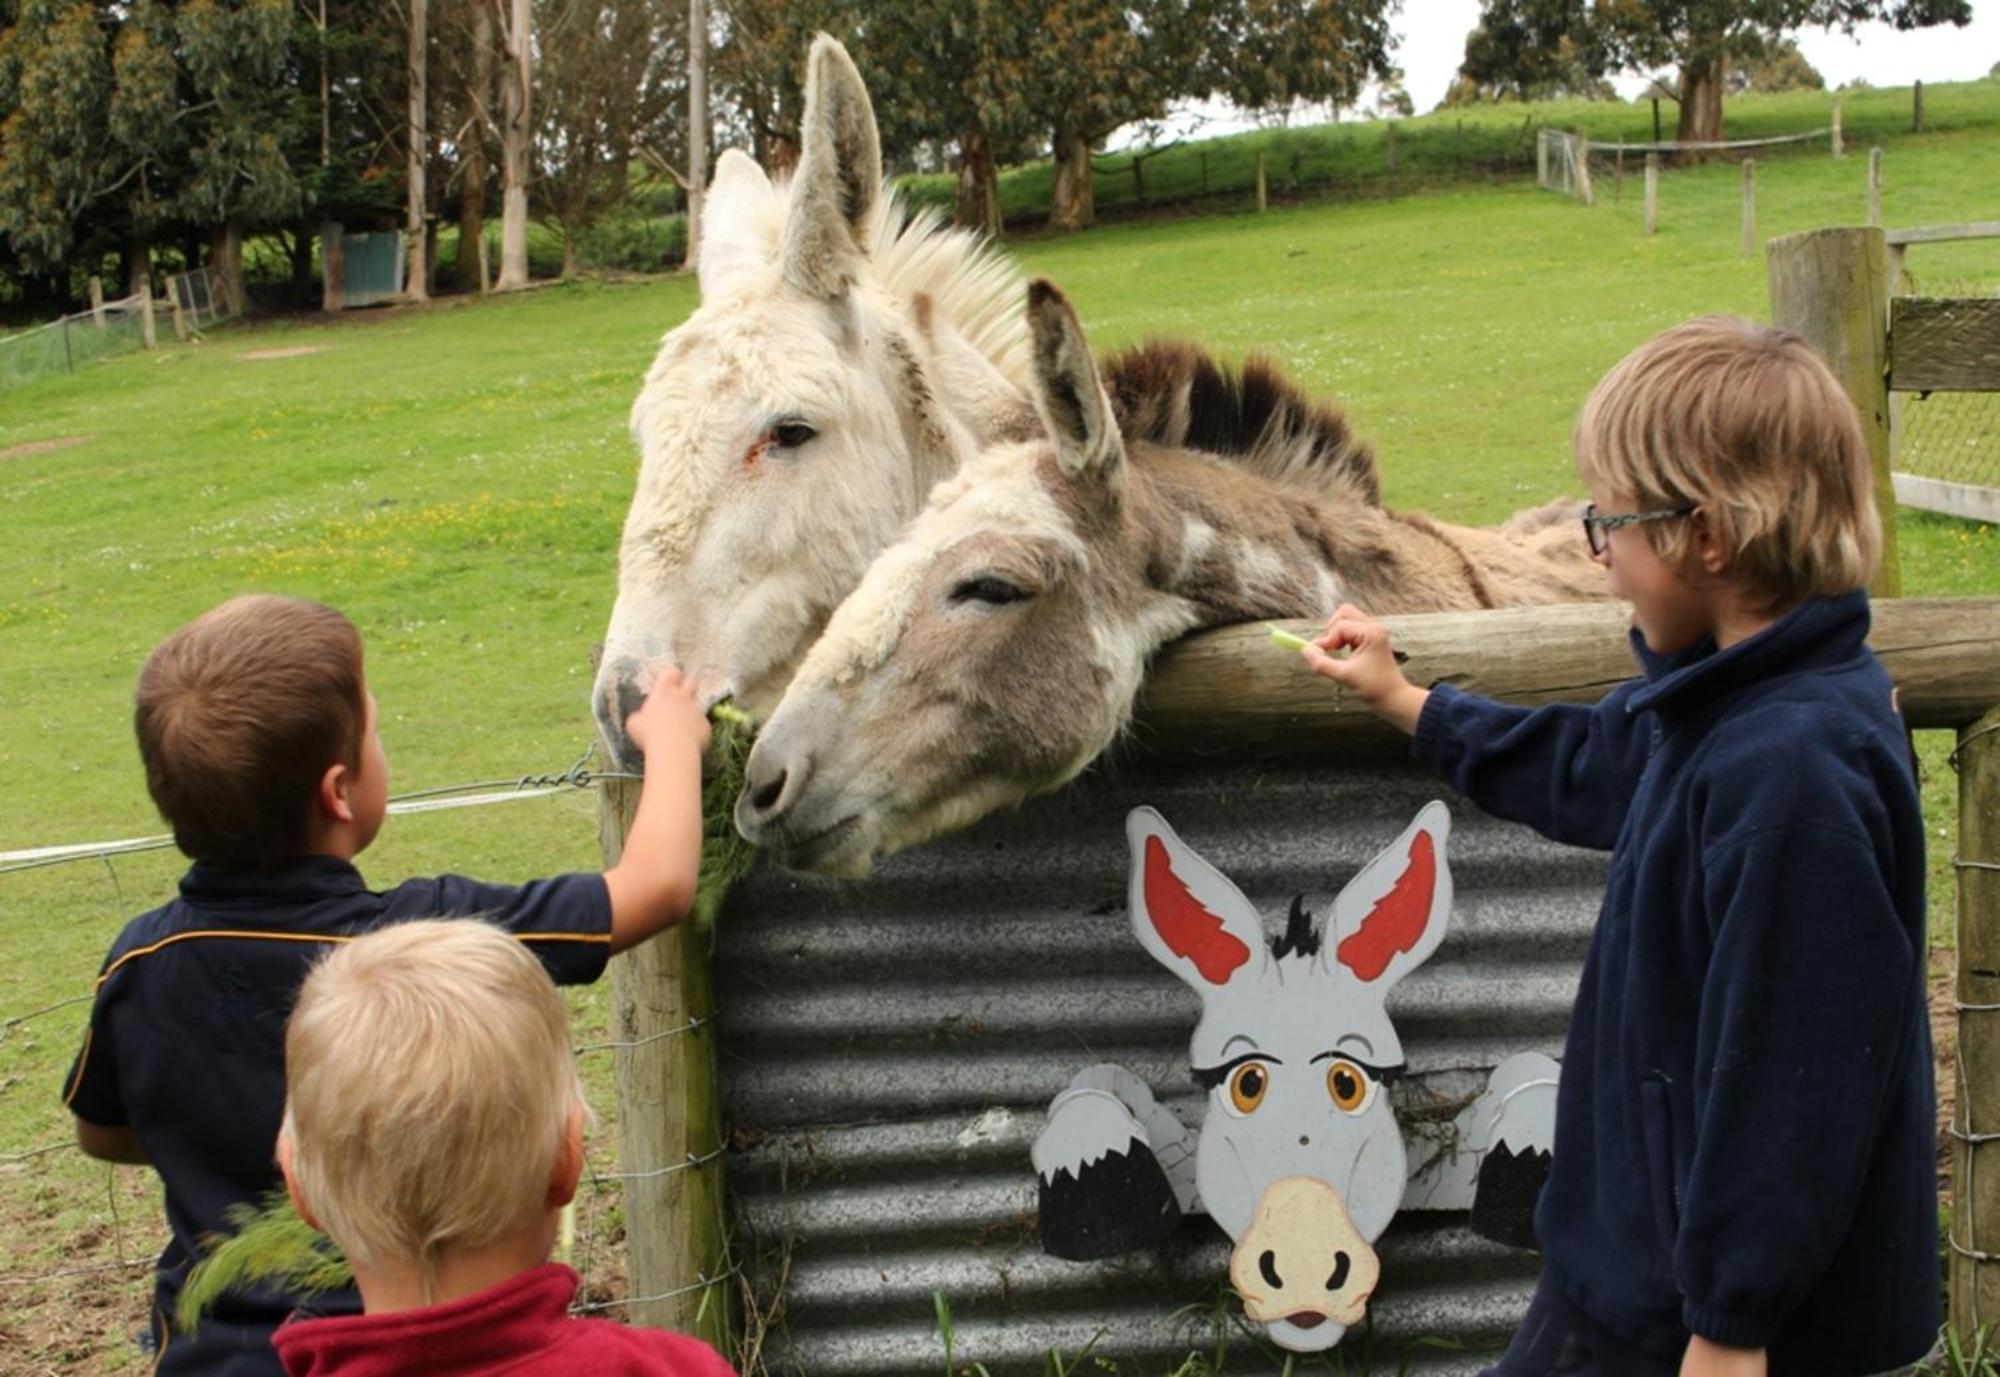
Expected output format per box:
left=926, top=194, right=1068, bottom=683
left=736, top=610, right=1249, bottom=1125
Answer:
left=1471, top=1141, right=1550, bottom=1250
left=1037, top=1141, right=1182, bottom=1261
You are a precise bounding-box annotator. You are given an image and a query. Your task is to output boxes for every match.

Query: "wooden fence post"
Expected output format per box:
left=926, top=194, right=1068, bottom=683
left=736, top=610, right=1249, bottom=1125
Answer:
left=137, top=273, right=156, bottom=349
left=1766, top=227, right=1900, bottom=596
left=1536, top=128, right=1548, bottom=188
left=87, top=276, right=106, bottom=329
left=1868, top=146, right=1884, bottom=227
left=1614, top=140, right=1625, bottom=205
left=599, top=776, right=735, bottom=1351
left=321, top=220, right=345, bottom=313
left=1255, top=150, right=1267, bottom=212
left=1740, top=159, right=1756, bottom=257
left=1573, top=130, right=1593, bottom=206
left=1914, top=79, right=1925, bottom=134
left=1953, top=707, right=2000, bottom=1344
left=1832, top=96, right=1844, bottom=157
left=169, top=286, right=188, bottom=342
left=1643, top=152, right=1658, bottom=235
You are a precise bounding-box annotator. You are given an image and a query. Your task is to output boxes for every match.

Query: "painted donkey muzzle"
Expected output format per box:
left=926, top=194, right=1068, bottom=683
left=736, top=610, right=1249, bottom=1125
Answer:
left=1229, top=1176, right=1381, bottom=1346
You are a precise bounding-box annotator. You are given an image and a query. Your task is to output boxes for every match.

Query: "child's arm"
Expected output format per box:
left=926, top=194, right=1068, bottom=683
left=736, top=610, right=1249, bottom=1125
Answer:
left=74, top=1117, right=149, bottom=1165
left=603, top=665, right=712, bottom=954
left=1295, top=605, right=1649, bottom=851
left=1300, top=604, right=1429, bottom=733
left=1680, top=1336, right=1766, bottom=1377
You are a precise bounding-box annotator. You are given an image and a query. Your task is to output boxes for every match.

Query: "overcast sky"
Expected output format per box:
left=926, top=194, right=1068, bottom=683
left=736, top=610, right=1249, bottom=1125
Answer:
left=1125, top=0, right=2000, bottom=145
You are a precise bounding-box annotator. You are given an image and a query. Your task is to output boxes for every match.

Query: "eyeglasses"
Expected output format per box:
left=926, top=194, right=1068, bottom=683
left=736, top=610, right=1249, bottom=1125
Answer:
left=1580, top=502, right=1697, bottom=557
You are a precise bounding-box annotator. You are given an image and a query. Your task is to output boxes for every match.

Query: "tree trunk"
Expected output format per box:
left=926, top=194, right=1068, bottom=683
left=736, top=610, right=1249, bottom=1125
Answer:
left=1049, top=129, right=1095, bottom=232
left=954, top=127, right=1001, bottom=237
left=560, top=230, right=579, bottom=280
left=685, top=0, right=707, bottom=272
left=457, top=0, right=493, bottom=293
left=123, top=235, right=151, bottom=298
left=495, top=0, right=532, bottom=291
left=1675, top=45, right=1726, bottom=160
left=206, top=221, right=245, bottom=316
left=406, top=0, right=430, bottom=302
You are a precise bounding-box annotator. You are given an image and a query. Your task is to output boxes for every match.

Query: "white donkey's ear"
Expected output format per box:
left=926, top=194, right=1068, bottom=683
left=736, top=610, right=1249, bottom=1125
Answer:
left=1324, top=801, right=1453, bottom=991
left=779, top=34, right=881, bottom=301
left=1026, top=279, right=1124, bottom=480
left=697, top=149, right=781, bottom=301
left=1126, top=807, right=1267, bottom=991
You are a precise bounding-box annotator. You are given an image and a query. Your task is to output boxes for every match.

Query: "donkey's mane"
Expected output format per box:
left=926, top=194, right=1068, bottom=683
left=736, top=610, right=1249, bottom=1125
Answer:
left=1101, top=340, right=1381, bottom=510
left=854, top=187, right=1031, bottom=390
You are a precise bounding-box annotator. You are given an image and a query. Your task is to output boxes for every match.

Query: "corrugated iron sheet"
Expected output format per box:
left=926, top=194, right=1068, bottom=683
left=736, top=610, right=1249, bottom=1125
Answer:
left=716, top=759, right=1602, bottom=1375
left=340, top=231, right=405, bottom=308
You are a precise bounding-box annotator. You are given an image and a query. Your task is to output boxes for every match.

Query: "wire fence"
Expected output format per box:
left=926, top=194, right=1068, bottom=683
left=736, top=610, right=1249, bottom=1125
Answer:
left=0, top=266, right=243, bottom=397
left=1896, top=279, right=2000, bottom=510
left=0, top=753, right=718, bottom=1371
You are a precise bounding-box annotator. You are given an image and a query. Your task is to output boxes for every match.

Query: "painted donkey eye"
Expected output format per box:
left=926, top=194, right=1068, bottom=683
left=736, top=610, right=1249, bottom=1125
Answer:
left=770, top=420, right=817, bottom=449
left=1325, top=1059, right=1374, bottom=1115
left=1225, top=1061, right=1271, bottom=1117
left=950, top=576, right=1030, bottom=606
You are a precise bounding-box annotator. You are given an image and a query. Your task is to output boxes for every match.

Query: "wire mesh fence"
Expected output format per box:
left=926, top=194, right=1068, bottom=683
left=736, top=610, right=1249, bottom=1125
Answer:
left=1895, top=278, right=2000, bottom=520
left=0, top=296, right=149, bottom=395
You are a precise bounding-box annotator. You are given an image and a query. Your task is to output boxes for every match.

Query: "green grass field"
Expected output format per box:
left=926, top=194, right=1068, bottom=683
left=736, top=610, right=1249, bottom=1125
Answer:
left=1, top=86, right=1996, bottom=1373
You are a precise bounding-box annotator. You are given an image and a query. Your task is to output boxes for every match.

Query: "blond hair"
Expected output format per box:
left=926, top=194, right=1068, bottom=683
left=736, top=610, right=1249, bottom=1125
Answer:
left=283, top=920, right=583, bottom=1292
left=1574, top=315, right=1881, bottom=609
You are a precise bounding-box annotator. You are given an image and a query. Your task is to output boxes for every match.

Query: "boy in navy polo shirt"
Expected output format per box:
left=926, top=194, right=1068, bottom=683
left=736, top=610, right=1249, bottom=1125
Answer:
left=272, top=919, right=735, bottom=1377
left=1300, top=317, right=1936, bottom=1376
left=63, top=594, right=711, bottom=1376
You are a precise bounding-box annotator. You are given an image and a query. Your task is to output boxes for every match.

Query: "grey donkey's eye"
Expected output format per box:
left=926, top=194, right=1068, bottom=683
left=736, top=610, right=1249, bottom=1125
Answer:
left=770, top=420, right=817, bottom=450
left=950, top=576, right=1032, bottom=607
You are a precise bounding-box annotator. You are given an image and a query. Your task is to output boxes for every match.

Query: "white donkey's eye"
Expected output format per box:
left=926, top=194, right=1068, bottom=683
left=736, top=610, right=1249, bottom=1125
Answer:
left=1325, top=1059, right=1377, bottom=1116
left=770, top=420, right=817, bottom=450
left=1223, top=1061, right=1272, bottom=1117
left=950, top=576, right=1031, bottom=606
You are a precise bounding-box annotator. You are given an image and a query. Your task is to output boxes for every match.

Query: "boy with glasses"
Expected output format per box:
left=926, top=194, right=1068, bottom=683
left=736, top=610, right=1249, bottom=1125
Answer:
left=1299, top=316, right=1934, bottom=1376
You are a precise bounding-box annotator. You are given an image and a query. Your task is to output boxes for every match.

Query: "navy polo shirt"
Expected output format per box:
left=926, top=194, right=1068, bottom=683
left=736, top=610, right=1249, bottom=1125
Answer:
left=62, top=856, right=613, bottom=1377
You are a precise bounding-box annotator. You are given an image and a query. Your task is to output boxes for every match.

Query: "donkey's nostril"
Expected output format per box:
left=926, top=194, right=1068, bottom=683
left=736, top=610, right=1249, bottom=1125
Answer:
left=1325, top=1251, right=1351, bottom=1293
left=750, top=769, right=789, bottom=815
left=1259, top=1250, right=1283, bottom=1290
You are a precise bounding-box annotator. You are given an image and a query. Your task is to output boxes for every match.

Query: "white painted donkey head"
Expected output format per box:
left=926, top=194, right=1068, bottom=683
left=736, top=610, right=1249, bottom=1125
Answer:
left=1134, top=802, right=1452, bottom=1350
left=593, top=34, right=1029, bottom=765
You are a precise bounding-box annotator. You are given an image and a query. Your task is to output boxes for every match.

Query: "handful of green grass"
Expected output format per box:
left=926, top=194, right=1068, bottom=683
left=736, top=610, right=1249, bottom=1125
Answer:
left=176, top=1192, right=351, bottom=1334
left=693, top=703, right=758, bottom=930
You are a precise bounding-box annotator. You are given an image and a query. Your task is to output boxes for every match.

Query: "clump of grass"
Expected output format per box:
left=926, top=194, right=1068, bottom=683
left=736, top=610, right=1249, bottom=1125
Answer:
left=175, top=1192, right=351, bottom=1334
left=694, top=703, right=758, bottom=931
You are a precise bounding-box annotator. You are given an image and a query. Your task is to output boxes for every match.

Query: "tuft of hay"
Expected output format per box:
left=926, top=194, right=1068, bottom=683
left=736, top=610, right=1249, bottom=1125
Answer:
left=176, top=1192, right=351, bottom=1334
left=693, top=704, right=758, bottom=931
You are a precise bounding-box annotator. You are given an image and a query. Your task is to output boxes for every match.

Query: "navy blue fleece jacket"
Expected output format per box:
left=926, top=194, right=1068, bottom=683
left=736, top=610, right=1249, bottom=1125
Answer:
left=1414, top=591, right=1936, bottom=1371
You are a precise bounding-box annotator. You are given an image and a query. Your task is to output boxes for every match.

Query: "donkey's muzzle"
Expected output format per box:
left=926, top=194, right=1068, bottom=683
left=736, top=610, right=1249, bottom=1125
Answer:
left=1229, top=1176, right=1381, bottom=1331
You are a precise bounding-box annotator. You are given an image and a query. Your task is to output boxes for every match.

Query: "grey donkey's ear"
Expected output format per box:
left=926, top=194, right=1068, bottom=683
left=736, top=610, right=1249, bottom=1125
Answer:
left=1026, top=280, right=1124, bottom=479
left=779, top=34, right=882, bottom=300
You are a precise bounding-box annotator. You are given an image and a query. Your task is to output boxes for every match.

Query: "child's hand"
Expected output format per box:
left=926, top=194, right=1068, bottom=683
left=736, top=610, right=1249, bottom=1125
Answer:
left=1679, top=1337, right=1766, bottom=1377
left=1299, top=605, right=1429, bottom=735
left=623, top=662, right=712, bottom=763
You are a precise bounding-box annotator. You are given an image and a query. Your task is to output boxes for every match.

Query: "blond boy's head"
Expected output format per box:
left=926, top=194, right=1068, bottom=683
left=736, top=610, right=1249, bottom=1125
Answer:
left=1574, top=315, right=1881, bottom=610
left=282, top=921, right=584, bottom=1292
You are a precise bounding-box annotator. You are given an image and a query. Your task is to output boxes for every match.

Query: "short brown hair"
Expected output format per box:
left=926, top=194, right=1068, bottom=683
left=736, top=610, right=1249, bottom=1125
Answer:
left=1574, top=315, right=1881, bottom=609
left=283, top=920, right=584, bottom=1293
left=135, top=596, right=366, bottom=868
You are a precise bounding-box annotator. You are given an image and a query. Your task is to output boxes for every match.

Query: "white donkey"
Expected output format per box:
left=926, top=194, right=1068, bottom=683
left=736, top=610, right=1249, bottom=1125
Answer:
left=1033, top=804, right=1558, bottom=1352
left=592, top=34, right=1033, bottom=763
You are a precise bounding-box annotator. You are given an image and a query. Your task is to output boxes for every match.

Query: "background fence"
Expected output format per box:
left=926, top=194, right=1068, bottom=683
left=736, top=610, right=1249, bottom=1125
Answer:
left=0, top=294, right=148, bottom=395
left=1889, top=224, right=2000, bottom=524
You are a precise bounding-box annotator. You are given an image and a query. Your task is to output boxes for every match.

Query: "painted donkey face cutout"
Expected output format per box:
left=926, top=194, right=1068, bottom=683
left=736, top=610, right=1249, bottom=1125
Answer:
left=1036, top=802, right=1459, bottom=1353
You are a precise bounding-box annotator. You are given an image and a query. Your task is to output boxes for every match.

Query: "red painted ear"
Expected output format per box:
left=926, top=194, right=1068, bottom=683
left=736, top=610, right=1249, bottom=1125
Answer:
left=1142, top=835, right=1252, bottom=985
left=1335, top=830, right=1437, bottom=982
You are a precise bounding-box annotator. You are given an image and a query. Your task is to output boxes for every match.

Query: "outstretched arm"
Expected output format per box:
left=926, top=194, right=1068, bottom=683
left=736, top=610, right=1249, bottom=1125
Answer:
left=603, top=665, right=711, bottom=953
